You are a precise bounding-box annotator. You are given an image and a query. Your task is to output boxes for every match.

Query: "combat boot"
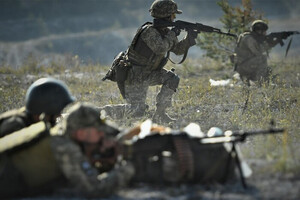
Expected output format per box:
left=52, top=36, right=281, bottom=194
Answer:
left=152, top=107, right=176, bottom=123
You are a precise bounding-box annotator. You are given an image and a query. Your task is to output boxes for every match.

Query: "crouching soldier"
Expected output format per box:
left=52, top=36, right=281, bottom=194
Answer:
left=0, top=79, right=134, bottom=198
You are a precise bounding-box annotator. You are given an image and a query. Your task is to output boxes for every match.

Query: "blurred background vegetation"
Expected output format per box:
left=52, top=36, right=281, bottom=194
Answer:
left=0, top=0, right=299, bottom=67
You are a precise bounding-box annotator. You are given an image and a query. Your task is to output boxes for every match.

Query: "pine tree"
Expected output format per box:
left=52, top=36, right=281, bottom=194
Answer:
left=197, top=0, right=267, bottom=62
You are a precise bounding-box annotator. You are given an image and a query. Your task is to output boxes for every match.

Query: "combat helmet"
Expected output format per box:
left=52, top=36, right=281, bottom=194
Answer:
left=149, top=0, right=182, bottom=18
left=25, top=77, right=75, bottom=115
left=251, top=20, right=268, bottom=32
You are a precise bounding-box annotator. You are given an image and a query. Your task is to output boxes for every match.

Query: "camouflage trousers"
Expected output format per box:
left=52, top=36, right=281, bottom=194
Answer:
left=102, top=67, right=180, bottom=119
left=236, top=55, right=271, bottom=82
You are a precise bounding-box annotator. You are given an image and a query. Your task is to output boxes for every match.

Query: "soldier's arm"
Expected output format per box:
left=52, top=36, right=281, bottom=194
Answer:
left=0, top=117, right=26, bottom=137
left=140, top=26, right=178, bottom=54
left=245, top=36, right=265, bottom=56
left=170, top=31, right=196, bottom=55
left=50, top=136, right=134, bottom=198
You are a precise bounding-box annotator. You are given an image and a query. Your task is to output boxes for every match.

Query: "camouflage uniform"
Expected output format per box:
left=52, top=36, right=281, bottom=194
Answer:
left=0, top=103, right=134, bottom=198
left=103, top=0, right=196, bottom=122
left=125, top=24, right=193, bottom=115
left=235, top=32, right=271, bottom=82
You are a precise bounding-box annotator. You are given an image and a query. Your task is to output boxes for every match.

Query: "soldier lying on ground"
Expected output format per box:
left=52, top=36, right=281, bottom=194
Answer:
left=67, top=104, right=252, bottom=187
left=0, top=80, right=134, bottom=198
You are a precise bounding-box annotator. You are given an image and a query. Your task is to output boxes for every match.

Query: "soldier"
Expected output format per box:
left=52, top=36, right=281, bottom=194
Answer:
left=234, top=20, right=279, bottom=85
left=0, top=77, right=75, bottom=138
left=103, top=0, right=197, bottom=123
left=0, top=79, right=134, bottom=198
left=68, top=110, right=250, bottom=186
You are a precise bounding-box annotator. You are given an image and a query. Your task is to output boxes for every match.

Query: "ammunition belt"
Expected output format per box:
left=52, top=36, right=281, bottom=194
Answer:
left=172, top=137, right=194, bottom=180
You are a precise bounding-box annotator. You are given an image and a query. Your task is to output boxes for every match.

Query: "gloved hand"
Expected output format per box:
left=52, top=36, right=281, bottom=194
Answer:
left=171, top=27, right=181, bottom=36
left=187, top=30, right=198, bottom=46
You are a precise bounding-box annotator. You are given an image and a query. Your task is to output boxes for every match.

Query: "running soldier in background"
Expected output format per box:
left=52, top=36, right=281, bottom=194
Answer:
left=102, top=0, right=197, bottom=123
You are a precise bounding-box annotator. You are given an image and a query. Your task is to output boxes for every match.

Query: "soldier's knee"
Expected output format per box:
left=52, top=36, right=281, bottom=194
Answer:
left=164, top=72, right=180, bottom=92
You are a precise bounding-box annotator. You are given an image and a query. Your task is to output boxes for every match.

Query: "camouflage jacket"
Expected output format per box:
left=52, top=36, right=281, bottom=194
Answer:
left=50, top=135, right=134, bottom=198
left=127, top=23, right=192, bottom=72
left=235, top=32, right=270, bottom=65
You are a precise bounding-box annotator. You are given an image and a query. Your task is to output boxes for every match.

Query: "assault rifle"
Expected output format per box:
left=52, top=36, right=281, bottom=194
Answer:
left=153, top=19, right=237, bottom=38
left=153, top=19, right=237, bottom=63
left=266, top=31, right=299, bottom=46
left=197, top=126, right=285, bottom=188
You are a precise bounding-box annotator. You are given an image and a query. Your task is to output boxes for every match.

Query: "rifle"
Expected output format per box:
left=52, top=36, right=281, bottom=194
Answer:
left=266, top=31, right=299, bottom=46
left=197, top=126, right=285, bottom=188
left=153, top=19, right=237, bottom=64
left=153, top=19, right=237, bottom=38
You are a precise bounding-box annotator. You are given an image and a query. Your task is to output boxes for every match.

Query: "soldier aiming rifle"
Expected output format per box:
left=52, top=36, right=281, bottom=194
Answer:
left=102, top=0, right=236, bottom=123
left=233, top=19, right=299, bottom=85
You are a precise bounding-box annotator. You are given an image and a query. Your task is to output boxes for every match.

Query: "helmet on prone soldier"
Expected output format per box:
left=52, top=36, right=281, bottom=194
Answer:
left=251, top=20, right=268, bottom=32
left=25, top=77, right=75, bottom=116
left=149, top=0, right=182, bottom=19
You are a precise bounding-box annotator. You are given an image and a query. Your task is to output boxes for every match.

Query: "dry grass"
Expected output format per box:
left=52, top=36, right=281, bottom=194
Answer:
left=0, top=55, right=299, bottom=175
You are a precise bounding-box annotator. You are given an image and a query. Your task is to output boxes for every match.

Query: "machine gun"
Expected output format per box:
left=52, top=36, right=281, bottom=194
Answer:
left=153, top=19, right=237, bottom=38
left=266, top=31, right=299, bottom=57
left=198, top=126, right=285, bottom=188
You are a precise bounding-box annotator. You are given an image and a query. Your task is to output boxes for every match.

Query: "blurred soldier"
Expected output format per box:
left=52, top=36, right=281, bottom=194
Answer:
left=0, top=80, right=134, bottom=198
left=103, top=0, right=197, bottom=123
left=70, top=110, right=245, bottom=186
left=116, top=121, right=243, bottom=185
left=234, top=20, right=279, bottom=85
left=0, top=77, right=75, bottom=137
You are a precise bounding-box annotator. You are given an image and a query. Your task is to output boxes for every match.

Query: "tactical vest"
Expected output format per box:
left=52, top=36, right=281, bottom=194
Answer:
left=0, top=122, right=63, bottom=197
left=127, top=22, right=169, bottom=70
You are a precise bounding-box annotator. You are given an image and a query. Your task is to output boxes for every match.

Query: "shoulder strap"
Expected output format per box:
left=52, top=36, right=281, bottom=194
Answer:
left=130, top=22, right=153, bottom=50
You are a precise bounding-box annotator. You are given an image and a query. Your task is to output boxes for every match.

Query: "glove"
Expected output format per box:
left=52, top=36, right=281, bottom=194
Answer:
left=187, top=31, right=198, bottom=46
left=171, top=27, right=181, bottom=36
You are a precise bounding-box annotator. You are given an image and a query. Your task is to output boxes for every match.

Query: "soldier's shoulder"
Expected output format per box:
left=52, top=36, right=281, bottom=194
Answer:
left=0, top=110, right=28, bottom=137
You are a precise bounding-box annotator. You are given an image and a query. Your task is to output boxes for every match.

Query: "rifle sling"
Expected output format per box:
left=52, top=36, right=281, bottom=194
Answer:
left=168, top=48, right=189, bottom=64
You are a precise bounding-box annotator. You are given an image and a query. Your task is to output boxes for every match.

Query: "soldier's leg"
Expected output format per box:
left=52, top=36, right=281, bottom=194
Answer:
left=148, top=69, right=180, bottom=123
left=124, top=82, right=149, bottom=117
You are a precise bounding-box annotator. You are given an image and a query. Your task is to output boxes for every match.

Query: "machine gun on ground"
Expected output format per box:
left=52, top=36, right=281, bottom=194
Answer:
left=198, top=126, right=285, bottom=188
left=119, top=121, right=285, bottom=188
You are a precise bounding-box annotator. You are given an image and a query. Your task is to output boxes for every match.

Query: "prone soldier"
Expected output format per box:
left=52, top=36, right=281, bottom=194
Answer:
left=0, top=79, right=134, bottom=198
